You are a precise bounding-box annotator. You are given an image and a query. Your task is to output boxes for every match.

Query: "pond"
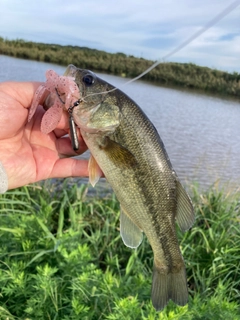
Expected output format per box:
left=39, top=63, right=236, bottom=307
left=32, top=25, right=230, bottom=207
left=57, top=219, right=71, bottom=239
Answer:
left=1, top=54, right=240, bottom=191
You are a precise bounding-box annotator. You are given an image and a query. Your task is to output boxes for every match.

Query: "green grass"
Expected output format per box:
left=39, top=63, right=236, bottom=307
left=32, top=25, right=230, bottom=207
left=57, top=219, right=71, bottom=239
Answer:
left=0, top=180, right=240, bottom=319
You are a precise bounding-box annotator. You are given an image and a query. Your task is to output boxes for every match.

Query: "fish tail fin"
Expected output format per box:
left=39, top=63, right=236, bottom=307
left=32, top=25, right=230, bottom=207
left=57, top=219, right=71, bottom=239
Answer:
left=151, top=262, right=188, bottom=311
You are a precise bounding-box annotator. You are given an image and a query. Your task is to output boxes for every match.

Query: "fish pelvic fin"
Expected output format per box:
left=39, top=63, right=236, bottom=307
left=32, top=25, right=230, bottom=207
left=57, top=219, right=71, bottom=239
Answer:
left=151, top=261, right=188, bottom=311
left=176, top=180, right=195, bottom=232
left=120, top=206, right=143, bottom=249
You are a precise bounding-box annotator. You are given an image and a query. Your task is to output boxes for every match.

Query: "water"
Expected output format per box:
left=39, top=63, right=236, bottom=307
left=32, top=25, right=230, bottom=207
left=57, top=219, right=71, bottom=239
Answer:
left=1, top=54, right=240, bottom=190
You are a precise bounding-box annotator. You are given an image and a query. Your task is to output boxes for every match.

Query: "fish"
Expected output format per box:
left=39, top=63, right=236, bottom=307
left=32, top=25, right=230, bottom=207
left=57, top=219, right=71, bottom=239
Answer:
left=64, top=64, right=195, bottom=311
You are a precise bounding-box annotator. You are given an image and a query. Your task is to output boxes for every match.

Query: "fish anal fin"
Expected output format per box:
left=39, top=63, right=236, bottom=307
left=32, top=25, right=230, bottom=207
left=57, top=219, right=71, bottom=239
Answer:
left=120, top=206, right=143, bottom=249
left=176, top=180, right=195, bottom=232
left=88, top=154, right=102, bottom=187
left=151, top=261, right=188, bottom=311
left=101, top=137, right=138, bottom=169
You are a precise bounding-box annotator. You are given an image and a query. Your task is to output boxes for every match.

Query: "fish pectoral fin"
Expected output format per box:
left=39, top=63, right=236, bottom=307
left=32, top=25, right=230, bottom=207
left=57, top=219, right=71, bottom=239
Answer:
left=120, top=206, right=143, bottom=249
left=176, top=180, right=195, bottom=232
left=101, top=137, right=138, bottom=169
left=88, top=154, right=102, bottom=187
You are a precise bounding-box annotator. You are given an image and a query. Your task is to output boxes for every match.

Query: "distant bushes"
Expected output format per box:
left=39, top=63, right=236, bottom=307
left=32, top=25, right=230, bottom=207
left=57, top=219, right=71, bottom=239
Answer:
left=0, top=37, right=240, bottom=97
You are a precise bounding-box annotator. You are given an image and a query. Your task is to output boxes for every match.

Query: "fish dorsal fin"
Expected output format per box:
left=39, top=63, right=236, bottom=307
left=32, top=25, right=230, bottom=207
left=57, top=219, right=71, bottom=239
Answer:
left=120, top=206, right=143, bottom=248
left=88, top=154, right=102, bottom=187
left=176, top=180, right=195, bottom=232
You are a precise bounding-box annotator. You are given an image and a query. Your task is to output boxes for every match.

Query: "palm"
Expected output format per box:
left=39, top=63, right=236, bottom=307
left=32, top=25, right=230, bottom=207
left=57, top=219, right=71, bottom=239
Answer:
left=0, top=82, right=88, bottom=190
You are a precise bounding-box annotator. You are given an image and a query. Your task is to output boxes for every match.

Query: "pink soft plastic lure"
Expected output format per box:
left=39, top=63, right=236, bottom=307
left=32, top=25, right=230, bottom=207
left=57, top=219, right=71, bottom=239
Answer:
left=28, top=69, right=80, bottom=134
left=28, top=67, right=105, bottom=186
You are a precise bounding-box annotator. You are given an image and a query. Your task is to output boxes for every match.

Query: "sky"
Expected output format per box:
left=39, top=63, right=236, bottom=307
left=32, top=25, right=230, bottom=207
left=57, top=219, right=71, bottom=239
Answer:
left=0, top=0, right=239, bottom=73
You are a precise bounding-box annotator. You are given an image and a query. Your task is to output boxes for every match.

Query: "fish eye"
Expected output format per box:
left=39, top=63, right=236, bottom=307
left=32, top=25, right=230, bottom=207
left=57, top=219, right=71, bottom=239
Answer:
left=82, top=74, right=95, bottom=86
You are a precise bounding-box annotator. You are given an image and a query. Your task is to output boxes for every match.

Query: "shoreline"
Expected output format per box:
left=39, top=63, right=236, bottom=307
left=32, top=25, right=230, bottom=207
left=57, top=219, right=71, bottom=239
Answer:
left=1, top=37, right=239, bottom=98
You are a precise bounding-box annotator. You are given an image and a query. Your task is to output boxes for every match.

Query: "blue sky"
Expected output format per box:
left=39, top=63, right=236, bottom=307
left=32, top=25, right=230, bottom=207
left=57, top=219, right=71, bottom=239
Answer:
left=0, top=0, right=239, bottom=73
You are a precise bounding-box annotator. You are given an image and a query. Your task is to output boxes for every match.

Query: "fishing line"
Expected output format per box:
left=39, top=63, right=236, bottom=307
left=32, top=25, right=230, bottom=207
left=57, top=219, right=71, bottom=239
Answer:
left=83, top=0, right=240, bottom=99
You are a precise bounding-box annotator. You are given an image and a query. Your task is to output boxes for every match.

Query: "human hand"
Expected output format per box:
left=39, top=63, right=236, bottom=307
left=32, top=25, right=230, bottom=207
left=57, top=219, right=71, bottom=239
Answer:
left=0, top=81, right=89, bottom=190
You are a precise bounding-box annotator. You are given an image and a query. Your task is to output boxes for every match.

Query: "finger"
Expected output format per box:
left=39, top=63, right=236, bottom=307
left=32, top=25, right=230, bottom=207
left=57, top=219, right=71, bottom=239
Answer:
left=49, top=158, right=90, bottom=179
left=53, top=128, right=69, bottom=138
left=54, top=125, right=87, bottom=152
left=55, top=109, right=70, bottom=129
left=0, top=81, right=43, bottom=109
left=56, top=136, right=88, bottom=157
left=30, top=106, right=69, bottom=138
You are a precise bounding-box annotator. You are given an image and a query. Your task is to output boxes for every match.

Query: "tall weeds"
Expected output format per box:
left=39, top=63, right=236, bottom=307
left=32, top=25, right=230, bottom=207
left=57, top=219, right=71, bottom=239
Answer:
left=0, top=180, right=240, bottom=319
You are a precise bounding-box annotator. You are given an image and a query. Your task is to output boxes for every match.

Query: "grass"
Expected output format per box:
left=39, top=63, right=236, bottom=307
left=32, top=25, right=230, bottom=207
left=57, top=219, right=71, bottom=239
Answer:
left=0, top=180, right=240, bottom=319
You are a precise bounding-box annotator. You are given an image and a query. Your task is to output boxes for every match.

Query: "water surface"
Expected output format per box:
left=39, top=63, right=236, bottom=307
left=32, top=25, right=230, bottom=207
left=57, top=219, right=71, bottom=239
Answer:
left=1, top=54, right=240, bottom=190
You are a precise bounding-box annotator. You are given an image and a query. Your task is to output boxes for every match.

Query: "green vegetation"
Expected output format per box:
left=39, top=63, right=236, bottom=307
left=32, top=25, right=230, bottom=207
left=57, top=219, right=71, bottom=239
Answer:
left=0, top=37, right=240, bottom=97
left=0, top=180, right=240, bottom=319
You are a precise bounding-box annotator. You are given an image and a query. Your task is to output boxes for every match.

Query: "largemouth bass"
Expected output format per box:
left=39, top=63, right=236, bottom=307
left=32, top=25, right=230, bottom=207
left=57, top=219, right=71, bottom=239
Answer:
left=64, top=65, right=194, bottom=311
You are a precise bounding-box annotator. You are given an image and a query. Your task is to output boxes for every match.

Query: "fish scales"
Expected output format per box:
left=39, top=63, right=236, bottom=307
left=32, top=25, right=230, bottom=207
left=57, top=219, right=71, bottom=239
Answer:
left=66, top=65, right=194, bottom=311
